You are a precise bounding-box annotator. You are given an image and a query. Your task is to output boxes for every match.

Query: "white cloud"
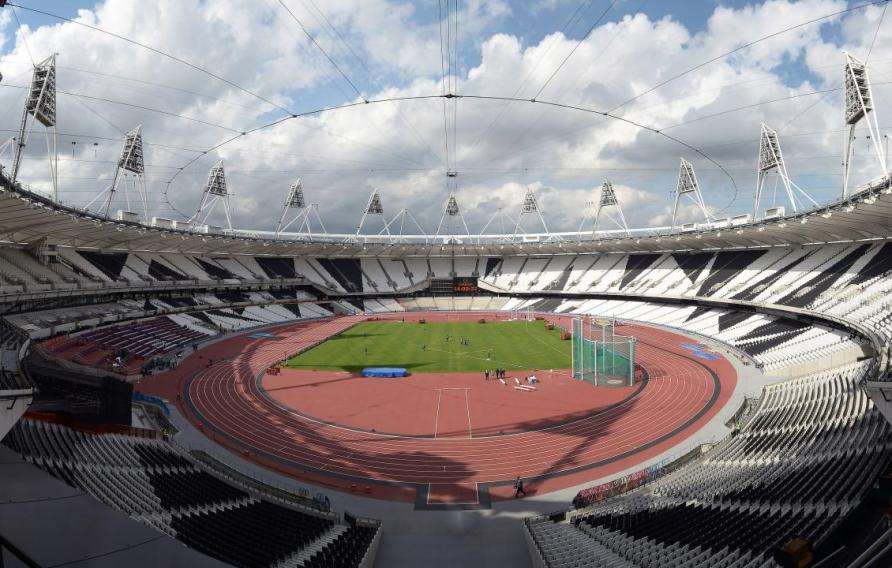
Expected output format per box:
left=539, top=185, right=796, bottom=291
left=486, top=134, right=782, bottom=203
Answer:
left=0, top=10, right=10, bottom=51
left=0, top=0, right=887, bottom=234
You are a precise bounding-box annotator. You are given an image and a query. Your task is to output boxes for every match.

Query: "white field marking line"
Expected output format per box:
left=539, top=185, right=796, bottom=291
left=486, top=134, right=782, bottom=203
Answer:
left=218, top=344, right=708, bottom=460
left=420, top=344, right=530, bottom=372
left=194, top=361, right=704, bottom=481
left=434, top=389, right=442, bottom=439
left=465, top=388, right=473, bottom=439
left=246, top=370, right=696, bottom=478
left=192, top=321, right=721, bottom=476
left=421, top=345, right=492, bottom=357
left=193, top=350, right=712, bottom=480
left=523, top=317, right=568, bottom=358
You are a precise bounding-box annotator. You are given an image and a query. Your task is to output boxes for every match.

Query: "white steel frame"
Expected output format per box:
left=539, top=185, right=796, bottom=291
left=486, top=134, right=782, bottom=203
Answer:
left=671, top=158, right=711, bottom=228
left=191, top=160, right=233, bottom=231
left=85, top=125, right=148, bottom=220
left=753, top=123, right=817, bottom=218
left=843, top=51, right=887, bottom=199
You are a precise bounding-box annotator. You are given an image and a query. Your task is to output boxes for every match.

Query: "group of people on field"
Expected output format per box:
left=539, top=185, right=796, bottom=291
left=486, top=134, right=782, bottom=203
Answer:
left=484, top=368, right=506, bottom=381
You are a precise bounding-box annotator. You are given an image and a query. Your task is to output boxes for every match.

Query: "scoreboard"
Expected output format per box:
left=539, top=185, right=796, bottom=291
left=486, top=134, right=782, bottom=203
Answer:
left=453, top=277, right=478, bottom=293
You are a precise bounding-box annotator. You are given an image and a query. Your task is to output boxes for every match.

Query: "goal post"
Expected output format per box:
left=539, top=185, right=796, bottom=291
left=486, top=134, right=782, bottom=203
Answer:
left=511, top=306, right=534, bottom=321
left=572, top=317, right=637, bottom=387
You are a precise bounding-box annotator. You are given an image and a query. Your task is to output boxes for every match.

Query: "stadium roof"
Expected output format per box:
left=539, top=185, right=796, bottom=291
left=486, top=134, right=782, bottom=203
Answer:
left=1, top=170, right=890, bottom=257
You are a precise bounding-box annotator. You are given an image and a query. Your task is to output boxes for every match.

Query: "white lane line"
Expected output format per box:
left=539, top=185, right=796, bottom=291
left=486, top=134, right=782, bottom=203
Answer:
left=434, top=389, right=442, bottom=439
left=465, top=388, right=473, bottom=439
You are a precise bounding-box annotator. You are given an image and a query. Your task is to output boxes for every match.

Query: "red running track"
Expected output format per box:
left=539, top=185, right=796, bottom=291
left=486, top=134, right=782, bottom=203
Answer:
left=139, top=312, right=737, bottom=506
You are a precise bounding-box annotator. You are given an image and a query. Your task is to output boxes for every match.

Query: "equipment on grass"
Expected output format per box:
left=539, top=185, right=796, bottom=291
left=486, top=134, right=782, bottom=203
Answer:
left=571, top=317, right=637, bottom=387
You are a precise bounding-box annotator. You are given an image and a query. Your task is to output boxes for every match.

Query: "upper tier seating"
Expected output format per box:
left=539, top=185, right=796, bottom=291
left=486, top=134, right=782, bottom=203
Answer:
left=3, top=418, right=380, bottom=568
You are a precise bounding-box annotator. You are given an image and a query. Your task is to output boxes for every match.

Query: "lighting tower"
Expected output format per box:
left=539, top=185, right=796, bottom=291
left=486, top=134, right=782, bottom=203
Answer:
left=753, top=123, right=817, bottom=218
left=274, top=178, right=326, bottom=237
left=591, top=180, right=630, bottom=237
left=435, top=171, right=470, bottom=239
left=843, top=51, right=887, bottom=198
left=191, top=160, right=233, bottom=231
left=355, top=189, right=388, bottom=236
left=671, top=158, right=711, bottom=228
left=11, top=54, right=58, bottom=200
left=512, top=186, right=551, bottom=240
left=85, top=125, right=148, bottom=220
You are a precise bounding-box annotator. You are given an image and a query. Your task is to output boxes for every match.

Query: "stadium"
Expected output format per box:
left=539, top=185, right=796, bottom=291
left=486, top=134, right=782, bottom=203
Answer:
left=0, top=1, right=892, bottom=567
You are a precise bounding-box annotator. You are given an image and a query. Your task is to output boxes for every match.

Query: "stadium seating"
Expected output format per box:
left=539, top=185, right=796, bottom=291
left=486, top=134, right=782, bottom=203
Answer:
left=4, top=417, right=380, bottom=568
left=526, top=361, right=892, bottom=568
left=1, top=238, right=891, bottom=566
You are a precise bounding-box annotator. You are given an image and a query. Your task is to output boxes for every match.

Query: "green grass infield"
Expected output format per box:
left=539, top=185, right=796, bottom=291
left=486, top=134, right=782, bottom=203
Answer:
left=282, top=319, right=572, bottom=373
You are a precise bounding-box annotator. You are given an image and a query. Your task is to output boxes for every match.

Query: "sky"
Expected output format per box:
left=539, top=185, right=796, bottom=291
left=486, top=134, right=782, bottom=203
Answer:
left=0, top=0, right=890, bottom=236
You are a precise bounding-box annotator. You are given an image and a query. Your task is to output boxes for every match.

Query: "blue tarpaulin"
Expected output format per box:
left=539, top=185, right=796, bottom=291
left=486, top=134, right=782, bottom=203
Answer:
left=362, top=367, right=409, bottom=378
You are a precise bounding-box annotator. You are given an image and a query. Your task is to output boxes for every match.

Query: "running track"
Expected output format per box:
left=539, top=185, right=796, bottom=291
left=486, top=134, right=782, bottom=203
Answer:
left=140, top=312, right=737, bottom=507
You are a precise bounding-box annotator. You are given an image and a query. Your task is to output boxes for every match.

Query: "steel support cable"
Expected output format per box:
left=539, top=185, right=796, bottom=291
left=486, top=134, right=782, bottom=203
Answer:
left=866, top=1, right=888, bottom=62
left=165, top=95, right=445, bottom=187
left=607, top=0, right=891, bottom=114
left=7, top=3, right=293, bottom=117
left=160, top=93, right=739, bottom=215
left=0, top=59, right=270, bottom=115
left=779, top=2, right=887, bottom=134
left=275, top=0, right=366, bottom=102
left=477, top=0, right=649, bottom=170
left=659, top=88, right=841, bottom=131
left=0, top=83, right=242, bottom=133
left=465, top=0, right=608, bottom=159
left=297, top=0, right=443, bottom=168
left=657, top=78, right=892, bottom=132
left=458, top=94, right=739, bottom=205
left=532, top=0, right=619, bottom=101
left=0, top=128, right=205, bottom=153
left=438, top=0, right=451, bottom=169
left=468, top=76, right=892, bottom=171
left=0, top=35, right=434, bottom=172
left=452, top=0, right=459, bottom=173
left=11, top=1, right=415, bottom=168
left=9, top=6, right=35, bottom=65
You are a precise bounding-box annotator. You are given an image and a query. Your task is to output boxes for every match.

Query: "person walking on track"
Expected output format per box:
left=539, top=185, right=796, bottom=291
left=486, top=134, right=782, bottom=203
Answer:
left=514, top=476, right=527, bottom=498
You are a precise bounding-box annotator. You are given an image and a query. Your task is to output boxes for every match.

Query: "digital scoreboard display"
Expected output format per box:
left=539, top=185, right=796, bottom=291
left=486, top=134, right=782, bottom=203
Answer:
left=453, top=277, right=478, bottom=293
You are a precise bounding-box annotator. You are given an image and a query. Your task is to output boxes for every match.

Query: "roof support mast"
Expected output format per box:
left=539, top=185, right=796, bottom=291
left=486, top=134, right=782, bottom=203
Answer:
left=190, top=161, right=233, bottom=231
left=513, top=186, right=554, bottom=241
left=753, top=123, right=817, bottom=218
left=274, top=179, right=326, bottom=238
left=10, top=54, right=58, bottom=201
left=354, top=189, right=388, bottom=238
left=671, top=158, right=711, bottom=228
left=591, top=180, right=630, bottom=238
left=843, top=51, right=887, bottom=199
left=435, top=171, right=470, bottom=241
left=85, top=125, right=148, bottom=221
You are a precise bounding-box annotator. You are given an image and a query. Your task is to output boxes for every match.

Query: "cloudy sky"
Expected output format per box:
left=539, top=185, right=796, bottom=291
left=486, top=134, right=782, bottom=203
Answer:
left=0, top=0, right=890, bottom=235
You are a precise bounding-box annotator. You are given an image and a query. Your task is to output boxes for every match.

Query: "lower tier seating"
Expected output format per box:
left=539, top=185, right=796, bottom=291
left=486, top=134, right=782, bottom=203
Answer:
left=3, top=418, right=380, bottom=568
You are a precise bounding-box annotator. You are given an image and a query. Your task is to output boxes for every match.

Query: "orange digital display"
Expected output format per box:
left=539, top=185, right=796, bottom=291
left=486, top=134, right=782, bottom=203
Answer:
left=453, top=277, right=478, bottom=293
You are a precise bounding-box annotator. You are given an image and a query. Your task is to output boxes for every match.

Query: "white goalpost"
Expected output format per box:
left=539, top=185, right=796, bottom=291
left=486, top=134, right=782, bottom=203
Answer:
left=511, top=307, right=534, bottom=321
